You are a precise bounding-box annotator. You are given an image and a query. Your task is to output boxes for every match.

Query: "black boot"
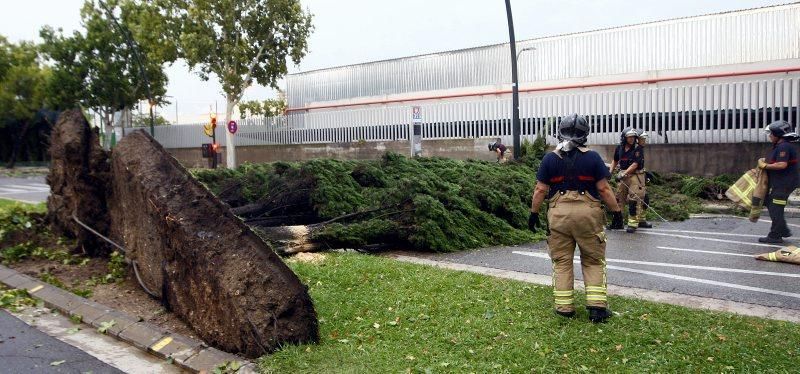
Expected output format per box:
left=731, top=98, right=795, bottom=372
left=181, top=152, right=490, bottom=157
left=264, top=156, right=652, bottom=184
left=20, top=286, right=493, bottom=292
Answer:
left=607, top=211, right=624, bottom=230
left=625, top=225, right=637, bottom=233
left=758, top=236, right=783, bottom=244
left=587, top=306, right=612, bottom=323
left=638, top=221, right=652, bottom=228
left=781, top=229, right=793, bottom=238
left=555, top=310, right=576, bottom=318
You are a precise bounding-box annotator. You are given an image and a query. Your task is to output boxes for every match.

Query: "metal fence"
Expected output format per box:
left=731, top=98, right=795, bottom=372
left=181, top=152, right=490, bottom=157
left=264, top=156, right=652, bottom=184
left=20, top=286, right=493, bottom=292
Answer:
left=153, top=74, right=800, bottom=148
left=286, top=3, right=800, bottom=108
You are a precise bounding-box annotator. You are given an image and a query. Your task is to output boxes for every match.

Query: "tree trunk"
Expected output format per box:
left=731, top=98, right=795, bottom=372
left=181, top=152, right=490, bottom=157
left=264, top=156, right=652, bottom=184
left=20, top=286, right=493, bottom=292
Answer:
left=225, top=96, right=237, bottom=168
left=6, top=120, right=31, bottom=169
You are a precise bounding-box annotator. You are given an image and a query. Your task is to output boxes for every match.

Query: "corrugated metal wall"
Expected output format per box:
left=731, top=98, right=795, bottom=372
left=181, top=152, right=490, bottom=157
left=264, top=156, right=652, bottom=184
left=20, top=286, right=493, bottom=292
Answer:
left=286, top=3, right=800, bottom=108
left=154, top=74, right=800, bottom=148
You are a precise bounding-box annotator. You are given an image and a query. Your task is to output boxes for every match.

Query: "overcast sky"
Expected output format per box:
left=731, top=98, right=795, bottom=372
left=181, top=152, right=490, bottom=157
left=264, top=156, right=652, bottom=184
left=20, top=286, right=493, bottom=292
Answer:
left=0, top=0, right=790, bottom=122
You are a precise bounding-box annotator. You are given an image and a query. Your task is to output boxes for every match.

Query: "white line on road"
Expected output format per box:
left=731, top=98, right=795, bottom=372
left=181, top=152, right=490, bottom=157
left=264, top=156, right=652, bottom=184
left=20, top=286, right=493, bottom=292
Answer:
left=512, top=251, right=800, bottom=299
left=512, top=251, right=800, bottom=278
left=656, top=246, right=755, bottom=258
left=637, top=231, right=784, bottom=248
left=648, top=229, right=764, bottom=238
left=5, top=184, right=49, bottom=191
left=0, top=187, right=29, bottom=194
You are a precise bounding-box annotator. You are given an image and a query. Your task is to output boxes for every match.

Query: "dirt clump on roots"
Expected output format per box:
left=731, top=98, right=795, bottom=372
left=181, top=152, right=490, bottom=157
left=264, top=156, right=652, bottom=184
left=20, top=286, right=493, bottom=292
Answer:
left=45, top=109, right=111, bottom=256
left=108, top=130, right=319, bottom=357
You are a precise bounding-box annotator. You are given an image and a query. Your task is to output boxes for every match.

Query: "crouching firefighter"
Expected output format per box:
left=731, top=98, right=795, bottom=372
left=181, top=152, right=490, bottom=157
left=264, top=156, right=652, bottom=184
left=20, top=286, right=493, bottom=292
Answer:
left=528, top=114, right=622, bottom=323
left=608, top=128, right=646, bottom=233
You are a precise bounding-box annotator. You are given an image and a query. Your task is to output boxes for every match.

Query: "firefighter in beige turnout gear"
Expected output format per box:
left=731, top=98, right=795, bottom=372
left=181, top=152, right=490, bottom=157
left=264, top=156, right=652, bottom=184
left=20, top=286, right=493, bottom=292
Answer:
left=529, top=114, right=622, bottom=322
left=608, top=128, right=646, bottom=233
left=635, top=130, right=653, bottom=228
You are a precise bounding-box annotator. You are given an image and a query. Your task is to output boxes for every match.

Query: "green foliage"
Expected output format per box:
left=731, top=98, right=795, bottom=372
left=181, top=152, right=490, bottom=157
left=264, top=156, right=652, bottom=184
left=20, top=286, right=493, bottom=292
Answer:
left=0, top=287, right=38, bottom=312
left=200, top=153, right=545, bottom=252
left=239, top=91, right=287, bottom=119
left=261, top=253, right=800, bottom=372
left=39, top=0, right=176, bottom=127
left=105, top=251, right=127, bottom=283
left=132, top=113, right=171, bottom=127
left=519, top=135, right=548, bottom=168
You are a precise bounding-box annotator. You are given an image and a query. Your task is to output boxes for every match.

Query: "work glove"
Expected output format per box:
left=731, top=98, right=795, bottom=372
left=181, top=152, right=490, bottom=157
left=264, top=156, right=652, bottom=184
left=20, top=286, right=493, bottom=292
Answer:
left=607, top=211, right=624, bottom=230
left=757, top=158, right=767, bottom=169
left=614, top=171, right=627, bottom=182
left=528, top=212, right=540, bottom=232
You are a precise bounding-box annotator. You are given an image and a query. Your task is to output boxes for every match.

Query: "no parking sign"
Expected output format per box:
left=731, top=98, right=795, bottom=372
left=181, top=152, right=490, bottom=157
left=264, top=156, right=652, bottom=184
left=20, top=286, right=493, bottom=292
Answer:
left=227, top=120, right=238, bottom=134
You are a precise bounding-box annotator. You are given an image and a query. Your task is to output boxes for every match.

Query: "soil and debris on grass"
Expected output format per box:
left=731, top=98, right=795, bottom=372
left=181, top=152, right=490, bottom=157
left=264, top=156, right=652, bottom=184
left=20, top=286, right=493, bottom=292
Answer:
left=259, top=253, right=800, bottom=373
left=0, top=199, right=200, bottom=339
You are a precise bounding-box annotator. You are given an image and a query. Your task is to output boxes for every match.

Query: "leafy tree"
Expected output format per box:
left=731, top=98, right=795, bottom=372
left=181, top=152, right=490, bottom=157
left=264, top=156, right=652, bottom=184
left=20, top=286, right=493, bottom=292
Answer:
left=159, top=0, right=312, bottom=167
left=238, top=90, right=287, bottom=119
left=0, top=39, right=48, bottom=168
left=39, top=0, right=176, bottom=136
left=132, top=112, right=171, bottom=127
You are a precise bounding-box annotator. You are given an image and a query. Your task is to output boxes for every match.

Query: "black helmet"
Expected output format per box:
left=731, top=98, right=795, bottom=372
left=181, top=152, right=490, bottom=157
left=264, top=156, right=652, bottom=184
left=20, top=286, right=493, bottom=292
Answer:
left=764, top=120, right=798, bottom=139
left=620, top=127, right=638, bottom=144
left=557, top=114, right=590, bottom=145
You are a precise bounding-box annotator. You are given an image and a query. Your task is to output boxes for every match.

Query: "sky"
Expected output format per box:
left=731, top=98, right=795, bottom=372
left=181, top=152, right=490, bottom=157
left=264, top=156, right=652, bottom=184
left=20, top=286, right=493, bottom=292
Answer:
left=0, top=0, right=792, bottom=123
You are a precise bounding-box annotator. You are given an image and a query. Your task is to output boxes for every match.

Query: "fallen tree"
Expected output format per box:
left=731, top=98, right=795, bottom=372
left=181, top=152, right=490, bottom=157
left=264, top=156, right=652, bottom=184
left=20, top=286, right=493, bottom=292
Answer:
left=45, top=110, right=319, bottom=358
left=194, top=151, right=547, bottom=253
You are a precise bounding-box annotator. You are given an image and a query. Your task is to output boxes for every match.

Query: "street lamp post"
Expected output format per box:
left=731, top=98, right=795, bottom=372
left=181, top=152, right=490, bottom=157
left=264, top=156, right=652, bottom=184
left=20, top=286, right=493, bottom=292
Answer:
left=504, top=0, right=521, bottom=160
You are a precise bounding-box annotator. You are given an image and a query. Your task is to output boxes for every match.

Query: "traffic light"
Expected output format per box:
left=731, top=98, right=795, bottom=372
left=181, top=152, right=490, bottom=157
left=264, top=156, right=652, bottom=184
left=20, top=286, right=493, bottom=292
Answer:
left=210, top=114, right=217, bottom=128
left=212, top=143, right=220, bottom=153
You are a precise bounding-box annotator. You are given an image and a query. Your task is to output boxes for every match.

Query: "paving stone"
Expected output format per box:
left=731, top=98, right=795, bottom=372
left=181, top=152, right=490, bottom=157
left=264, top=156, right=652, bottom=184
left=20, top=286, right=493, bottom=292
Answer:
left=236, top=363, right=259, bottom=374
left=183, top=347, right=245, bottom=373
left=118, top=321, right=168, bottom=350
left=0, top=265, right=16, bottom=281
left=90, top=311, right=139, bottom=338
left=30, top=285, right=76, bottom=312
left=69, top=301, right=113, bottom=324
left=1, top=273, right=38, bottom=289
left=148, top=334, right=204, bottom=364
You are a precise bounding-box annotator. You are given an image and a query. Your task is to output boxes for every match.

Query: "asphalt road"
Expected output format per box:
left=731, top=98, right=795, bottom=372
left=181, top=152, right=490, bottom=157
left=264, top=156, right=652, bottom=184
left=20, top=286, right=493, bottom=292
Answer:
left=0, top=309, right=122, bottom=374
left=0, top=176, right=49, bottom=204
left=420, top=215, right=800, bottom=310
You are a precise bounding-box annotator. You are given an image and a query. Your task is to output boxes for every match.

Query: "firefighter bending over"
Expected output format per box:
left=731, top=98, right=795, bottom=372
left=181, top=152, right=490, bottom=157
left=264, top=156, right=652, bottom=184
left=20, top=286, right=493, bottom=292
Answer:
left=529, top=114, right=622, bottom=323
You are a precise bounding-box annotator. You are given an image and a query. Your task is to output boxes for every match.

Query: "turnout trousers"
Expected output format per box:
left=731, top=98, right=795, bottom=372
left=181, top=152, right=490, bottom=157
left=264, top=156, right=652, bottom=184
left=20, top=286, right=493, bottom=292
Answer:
left=615, top=172, right=645, bottom=227
left=766, top=185, right=792, bottom=239
left=546, top=191, right=609, bottom=313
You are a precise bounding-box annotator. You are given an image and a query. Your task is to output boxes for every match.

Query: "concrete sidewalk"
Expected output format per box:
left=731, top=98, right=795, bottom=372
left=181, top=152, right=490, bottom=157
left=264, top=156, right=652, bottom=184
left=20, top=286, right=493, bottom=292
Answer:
left=0, top=265, right=256, bottom=373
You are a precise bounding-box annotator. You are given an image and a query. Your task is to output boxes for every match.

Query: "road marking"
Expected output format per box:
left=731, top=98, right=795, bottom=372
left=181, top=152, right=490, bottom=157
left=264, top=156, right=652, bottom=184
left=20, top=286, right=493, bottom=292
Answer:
left=5, top=184, right=49, bottom=191
left=656, top=246, right=754, bottom=258
left=512, top=251, right=800, bottom=278
left=512, top=251, right=800, bottom=299
left=648, top=229, right=764, bottom=238
left=28, top=285, right=44, bottom=293
left=0, top=187, right=29, bottom=194
left=637, top=231, right=784, bottom=248
left=150, top=336, right=173, bottom=352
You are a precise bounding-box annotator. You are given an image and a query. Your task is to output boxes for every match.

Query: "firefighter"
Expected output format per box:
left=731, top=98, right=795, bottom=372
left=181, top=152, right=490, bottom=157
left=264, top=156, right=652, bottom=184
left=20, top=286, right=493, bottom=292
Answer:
left=635, top=130, right=653, bottom=228
left=757, top=120, right=800, bottom=243
left=529, top=114, right=622, bottom=323
left=608, top=128, right=645, bottom=233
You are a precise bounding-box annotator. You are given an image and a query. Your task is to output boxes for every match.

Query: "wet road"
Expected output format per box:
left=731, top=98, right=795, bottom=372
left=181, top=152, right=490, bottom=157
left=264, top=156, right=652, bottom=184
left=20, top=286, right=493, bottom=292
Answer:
left=0, top=176, right=49, bottom=204
left=419, top=215, right=800, bottom=310
left=0, top=309, right=122, bottom=374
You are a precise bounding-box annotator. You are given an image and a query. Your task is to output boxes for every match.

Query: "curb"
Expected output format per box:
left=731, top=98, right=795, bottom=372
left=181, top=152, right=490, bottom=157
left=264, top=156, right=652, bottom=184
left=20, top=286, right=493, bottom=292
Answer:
left=0, top=265, right=256, bottom=374
left=387, top=254, right=800, bottom=324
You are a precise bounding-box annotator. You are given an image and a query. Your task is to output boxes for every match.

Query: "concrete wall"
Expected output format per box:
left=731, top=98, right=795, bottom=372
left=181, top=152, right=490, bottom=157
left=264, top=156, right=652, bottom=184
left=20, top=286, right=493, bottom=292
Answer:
left=592, top=143, right=789, bottom=176
left=168, top=138, right=502, bottom=169
left=167, top=140, right=789, bottom=177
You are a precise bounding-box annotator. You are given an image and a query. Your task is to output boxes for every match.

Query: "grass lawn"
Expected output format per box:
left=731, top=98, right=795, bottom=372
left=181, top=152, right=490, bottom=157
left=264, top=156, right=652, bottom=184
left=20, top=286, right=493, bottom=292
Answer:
left=260, top=253, right=800, bottom=373
left=0, top=198, right=45, bottom=212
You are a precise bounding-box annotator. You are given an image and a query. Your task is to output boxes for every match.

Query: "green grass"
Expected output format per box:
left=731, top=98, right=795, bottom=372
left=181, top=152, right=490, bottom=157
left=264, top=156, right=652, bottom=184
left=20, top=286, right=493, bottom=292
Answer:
left=260, top=253, right=800, bottom=373
left=0, top=198, right=46, bottom=212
